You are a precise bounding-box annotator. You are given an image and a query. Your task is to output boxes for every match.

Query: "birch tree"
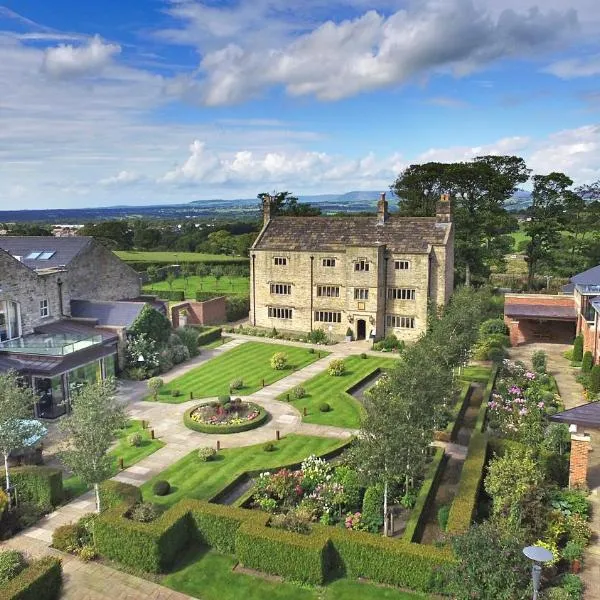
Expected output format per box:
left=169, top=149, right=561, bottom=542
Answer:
left=59, top=379, right=126, bottom=512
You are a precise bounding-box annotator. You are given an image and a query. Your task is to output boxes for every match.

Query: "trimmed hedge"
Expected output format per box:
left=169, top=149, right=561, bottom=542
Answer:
left=195, top=291, right=222, bottom=302
left=446, top=432, right=488, bottom=535
left=8, top=466, right=63, bottom=507
left=474, top=364, right=499, bottom=433
left=0, top=556, right=62, bottom=600
left=183, top=402, right=269, bottom=434
left=99, top=480, right=142, bottom=512
left=154, top=290, right=185, bottom=302
left=189, top=501, right=250, bottom=554
left=403, top=448, right=446, bottom=542
left=195, top=326, right=222, bottom=346
left=434, top=382, right=472, bottom=443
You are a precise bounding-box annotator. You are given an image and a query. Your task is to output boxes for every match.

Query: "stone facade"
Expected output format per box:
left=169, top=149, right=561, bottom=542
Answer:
left=569, top=433, right=591, bottom=488
left=249, top=194, right=454, bottom=341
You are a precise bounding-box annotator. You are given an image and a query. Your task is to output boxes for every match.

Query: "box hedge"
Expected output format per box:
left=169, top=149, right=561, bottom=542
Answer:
left=236, top=520, right=330, bottom=585
left=99, top=480, right=141, bottom=511
left=154, top=290, right=185, bottom=302
left=8, top=466, right=63, bottom=508
left=183, top=403, right=269, bottom=434
left=195, top=326, right=222, bottom=346
left=194, top=291, right=222, bottom=302
left=0, top=556, right=62, bottom=600
left=446, top=432, right=488, bottom=535
left=474, top=365, right=499, bottom=433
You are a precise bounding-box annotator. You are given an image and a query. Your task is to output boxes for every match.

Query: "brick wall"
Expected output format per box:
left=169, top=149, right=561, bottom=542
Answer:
left=171, top=297, right=226, bottom=328
left=569, top=433, right=591, bottom=488
left=580, top=318, right=599, bottom=364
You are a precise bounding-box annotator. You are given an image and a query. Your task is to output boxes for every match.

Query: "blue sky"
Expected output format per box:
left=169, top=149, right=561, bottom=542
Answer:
left=1, top=0, right=599, bottom=209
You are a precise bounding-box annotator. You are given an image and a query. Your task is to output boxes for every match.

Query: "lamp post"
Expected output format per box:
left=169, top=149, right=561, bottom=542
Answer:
left=523, top=545, right=554, bottom=600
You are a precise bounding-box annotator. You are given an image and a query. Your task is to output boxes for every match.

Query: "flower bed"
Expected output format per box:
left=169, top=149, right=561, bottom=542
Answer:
left=184, top=399, right=269, bottom=434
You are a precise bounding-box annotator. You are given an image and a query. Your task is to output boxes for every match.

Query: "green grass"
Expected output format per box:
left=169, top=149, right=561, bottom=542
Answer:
left=458, top=365, right=492, bottom=384
left=153, top=342, right=328, bottom=402
left=115, top=250, right=248, bottom=264
left=277, top=355, right=398, bottom=429
left=509, top=225, right=530, bottom=252
left=141, top=434, right=347, bottom=508
left=163, top=547, right=427, bottom=600
left=143, top=274, right=249, bottom=298
left=63, top=420, right=165, bottom=500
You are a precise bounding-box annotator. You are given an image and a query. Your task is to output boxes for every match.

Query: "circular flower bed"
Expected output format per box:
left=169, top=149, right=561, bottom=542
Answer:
left=184, top=398, right=269, bottom=434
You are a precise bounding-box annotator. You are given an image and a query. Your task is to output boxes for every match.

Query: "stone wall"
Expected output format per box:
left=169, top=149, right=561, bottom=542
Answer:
left=67, top=240, right=141, bottom=301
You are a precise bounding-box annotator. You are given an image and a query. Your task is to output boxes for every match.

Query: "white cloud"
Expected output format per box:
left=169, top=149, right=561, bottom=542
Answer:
left=41, top=35, right=121, bottom=79
left=543, top=55, right=600, bottom=79
left=99, top=170, right=143, bottom=186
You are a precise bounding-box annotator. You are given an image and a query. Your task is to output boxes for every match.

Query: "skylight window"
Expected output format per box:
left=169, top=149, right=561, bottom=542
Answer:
left=38, top=251, right=56, bottom=260
left=26, top=251, right=42, bottom=260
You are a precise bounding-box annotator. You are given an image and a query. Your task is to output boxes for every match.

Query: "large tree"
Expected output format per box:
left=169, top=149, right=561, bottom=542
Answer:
left=257, top=191, right=321, bottom=217
left=391, top=156, right=529, bottom=284
left=0, top=372, right=43, bottom=491
left=59, top=380, right=126, bottom=513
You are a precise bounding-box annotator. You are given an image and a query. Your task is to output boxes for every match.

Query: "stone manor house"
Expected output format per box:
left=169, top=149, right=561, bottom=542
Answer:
left=0, top=236, right=154, bottom=419
left=249, top=193, right=454, bottom=341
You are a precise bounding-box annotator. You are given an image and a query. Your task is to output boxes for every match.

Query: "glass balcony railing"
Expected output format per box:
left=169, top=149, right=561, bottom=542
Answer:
left=0, top=333, right=103, bottom=356
left=576, top=284, right=600, bottom=295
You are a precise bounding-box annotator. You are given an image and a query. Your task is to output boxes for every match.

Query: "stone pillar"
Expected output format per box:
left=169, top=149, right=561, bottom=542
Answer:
left=569, top=433, right=591, bottom=488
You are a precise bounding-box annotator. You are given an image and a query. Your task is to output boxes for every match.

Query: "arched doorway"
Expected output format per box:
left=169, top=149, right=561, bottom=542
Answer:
left=356, top=319, right=366, bottom=340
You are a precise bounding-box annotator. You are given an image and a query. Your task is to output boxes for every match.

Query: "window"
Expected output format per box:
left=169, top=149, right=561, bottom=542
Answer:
left=26, top=251, right=42, bottom=260
left=354, top=259, right=370, bottom=272
left=354, top=288, right=369, bottom=300
left=38, top=251, right=56, bottom=260
left=386, top=315, right=415, bottom=329
left=268, top=307, right=293, bottom=319
left=388, top=288, right=416, bottom=300
left=270, top=283, right=292, bottom=295
left=394, top=260, right=410, bottom=270
left=40, top=299, right=49, bottom=318
left=322, top=258, right=336, bottom=267
left=317, top=285, right=340, bottom=298
left=274, top=257, right=287, bottom=266
left=0, top=300, right=20, bottom=341
left=314, top=311, right=342, bottom=323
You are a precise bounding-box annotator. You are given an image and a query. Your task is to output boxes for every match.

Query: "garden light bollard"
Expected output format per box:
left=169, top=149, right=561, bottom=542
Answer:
left=216, top=440, right=221, bottom=451
left=523, top=545, right=554, bottom=600
left=286, top=393, right=290, bottom=401
left=150, top=429, right=155, bottom=440
left=190, top=391, right=193, bottom=400
left=303, top=407, right=307, bottom=416
left=276, top=430, right=280, bottom=440
left=262, top=378, right=265, bottom=387
left=118, top=457, right=124, bottom=470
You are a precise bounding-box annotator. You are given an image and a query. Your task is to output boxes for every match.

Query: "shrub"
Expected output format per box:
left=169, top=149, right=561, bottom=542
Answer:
left=0, top=556, right=62, bottom=600
left=129, top=502, right=160, bottom=523
left=551, top=489, right=590, bottom=518
left=480, top=318, right=508, bottom=336
left=52, top=523, right=82, bottom=552
left=153, top=480, right=171, bottom=497
left=590, top=365, right=600, bottom=394
left=270, top=352, right=288, bottom=370
left=581, top=351, right=593, bottom=373
left=263, top=442, right=276, bottom=452
left=307, top=329, right=327, bottom=344
left=291, top=385, right=306, bottom=399
left=362, top=485, right=383, bottom=533
left=171, top=389, right=182, bottom=398
left=0, top=489, right=7, bottom=520
left=147, top=377, right=164, bottom=400
left=532, top=350, right=548, bottom=374
left=99, top=480, right=142, bottom=511
left=488, top=346, right=507, bottom=363
left=7, top=466, right=63, bottom=508
left=196, top=326, right=222, bottom=346
left=184, top=403, right=268, bottom=434
left=328, top=359, right=346, bottom=376
left=128, top=432, right=143, bottom=447
left=226, top=296, right=250, bottom=321
left=360, top=352, right=368, bottom=359
left=345, top=327, right=354, bottom=338
left=270, top=510, right=312, bottom=535
left=573, top=335, right=584, bottom=362
left=562, top=540, right=584, bottom=562
left=0, top=550, right=26, bottom=585
left=174, top=327, right=200, bottom=357
left=437, top=505, right=450, bottom=532
left=129, top=304, right=172, bottom=346
left=198, top=447, right=217, bottom=462
left=307, top=347, right=315, bottom=354
left=541, top=588, right=572, bottom=600
left=229, top=378, right=244, bottom=390
left=319, top=402, right=331, bottom=412
left=560, top=574, right=584, bottom=600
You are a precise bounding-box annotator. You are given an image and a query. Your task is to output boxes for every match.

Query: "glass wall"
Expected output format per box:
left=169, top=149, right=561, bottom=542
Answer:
left=0, top=300, right=20, bottom=342
left=67, top=360, right=101, bottom=397
left=103, top=355, right=116, bottom=379
left=34, top=375, right=67, bottom=419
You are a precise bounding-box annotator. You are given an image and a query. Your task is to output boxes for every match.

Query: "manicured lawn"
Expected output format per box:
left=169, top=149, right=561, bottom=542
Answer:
left=153, top=342, right=328, bottom=402
left=458, top=365, right=492, bottom=384
left=141, top=434, right=347, bottom=507
left=509, top=226, right=530, bottom=251
left=164, top=547, right=427, bottom=600
left=143, top=274, right=249, bottom=298
left=277, top=355, right=398, bottom=429
left=63, top=420, right=164, bottom=500
left=115, top=250, right=247, bottom=264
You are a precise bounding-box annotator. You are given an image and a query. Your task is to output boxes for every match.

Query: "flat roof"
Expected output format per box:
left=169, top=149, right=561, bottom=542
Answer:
left=504, top=303, right=577, bottom=320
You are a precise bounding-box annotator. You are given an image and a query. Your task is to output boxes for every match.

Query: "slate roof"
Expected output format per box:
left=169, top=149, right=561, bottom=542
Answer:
left=35, top=319, right=119, bottom=343
left=70, top=300, right=144, bottom=328
left=252, top=216, right=451, bottom=253
left=571, top=264, right=600, bottom=286
left=0, top=236, right=92, bottom=270
left=504, top=303, right=577, bottom=320
left=550, top=403, right=600, bottom=428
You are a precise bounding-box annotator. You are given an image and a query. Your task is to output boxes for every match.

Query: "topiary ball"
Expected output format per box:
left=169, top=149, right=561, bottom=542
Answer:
left=360, top=353, right=368, bottom=359
left=198, top=447, right=217, bottom=462
left=319, top=402, right=331, bottom=413
left=263, top=442, right=276, bottom=452
left=128, top=432, right=143, bottom=447
left=153, top=480, right=170, bottom=496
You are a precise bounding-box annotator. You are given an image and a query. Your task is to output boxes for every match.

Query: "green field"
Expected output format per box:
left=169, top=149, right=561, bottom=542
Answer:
left=509, top=225, right=530, bottom=251
left=63, top=420, right=165, bottom=500
left=143, top=274, right=249, bottom=298
left=152, top=342, right=328, bottom=402
left=141, top=434, right=347, bottom=507
left=115, top=250, right=248, bottom=264
left=277, top=355, right=398, bottom=429
left=164, top=548, right=426, bottom=600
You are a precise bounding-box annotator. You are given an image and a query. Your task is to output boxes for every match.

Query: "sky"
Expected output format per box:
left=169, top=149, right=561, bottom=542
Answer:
left=1, top=0, right=600, bottom=209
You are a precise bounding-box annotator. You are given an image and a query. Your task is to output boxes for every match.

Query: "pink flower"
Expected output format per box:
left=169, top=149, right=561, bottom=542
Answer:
left=525, top=372, right=536, bottom=380
left=537, top=402, right=545, bottom=409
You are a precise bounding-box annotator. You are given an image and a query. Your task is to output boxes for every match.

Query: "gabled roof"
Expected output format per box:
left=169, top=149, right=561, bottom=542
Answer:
left=570, top=264, right=600, bottom=286
left=550, top=403, right=600, bottom=428
left=0, top=236, right=92, bottom=270
left=504, top=303, right=577, bottom=320
left=70, top=300, right=144, bottom=328
left=252, top=216, right=451, bottom=253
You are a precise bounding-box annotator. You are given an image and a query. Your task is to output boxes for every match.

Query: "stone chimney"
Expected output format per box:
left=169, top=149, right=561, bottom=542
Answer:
left=377, top=192, right=388, bottom=225
left=436, top=193, right=452, bottom=223
left=569, top=432, right=591, bottom=488
left=262, top=194, right=272, bottom=227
